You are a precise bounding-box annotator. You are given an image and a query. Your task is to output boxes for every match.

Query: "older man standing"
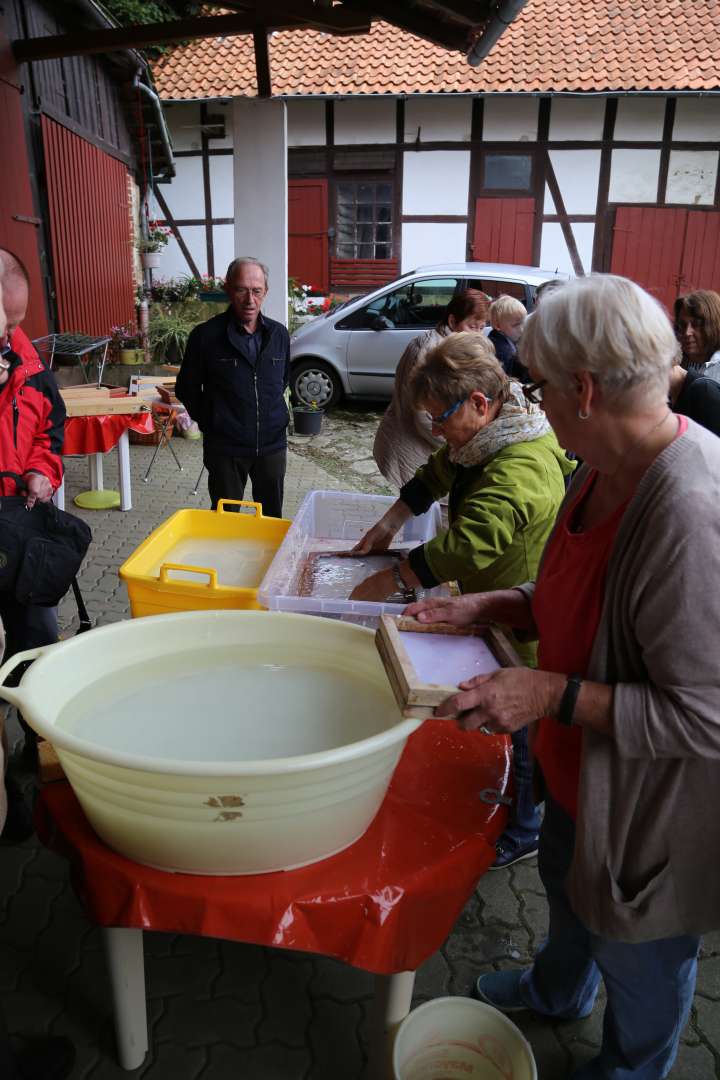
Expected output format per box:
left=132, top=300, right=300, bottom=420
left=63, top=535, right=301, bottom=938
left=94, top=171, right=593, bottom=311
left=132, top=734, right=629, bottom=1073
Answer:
left=177, top=256, right=290, bottom=516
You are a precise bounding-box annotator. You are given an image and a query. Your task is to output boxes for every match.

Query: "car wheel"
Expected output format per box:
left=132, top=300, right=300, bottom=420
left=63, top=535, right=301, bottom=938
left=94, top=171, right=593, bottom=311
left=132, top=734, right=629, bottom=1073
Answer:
left=292, top=360, right=342, bottom=409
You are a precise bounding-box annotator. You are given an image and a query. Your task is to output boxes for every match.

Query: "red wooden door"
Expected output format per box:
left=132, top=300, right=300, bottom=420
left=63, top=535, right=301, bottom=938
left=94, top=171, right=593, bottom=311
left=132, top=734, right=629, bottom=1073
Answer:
left=472, top=198, right=536, bottom=265
left=0, top=78, right=48, bottom=338
left=610, top=207, right=688, bottom=311
left=680, top=211, right=720, bottom=295
left=42, top=115, right=135, bottom=336
left=289, top=179, right=329, bottom=294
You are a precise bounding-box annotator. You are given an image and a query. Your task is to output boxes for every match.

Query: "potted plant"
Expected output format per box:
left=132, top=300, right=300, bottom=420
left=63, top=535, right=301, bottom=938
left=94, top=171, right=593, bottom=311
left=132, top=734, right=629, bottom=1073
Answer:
left=110, top=324, right=145, bottom=365
left=148, top=308, right=196, bottom=364
left=138, top=220, right=171, bottom=269
left=292, top=398, right=323, bottom=436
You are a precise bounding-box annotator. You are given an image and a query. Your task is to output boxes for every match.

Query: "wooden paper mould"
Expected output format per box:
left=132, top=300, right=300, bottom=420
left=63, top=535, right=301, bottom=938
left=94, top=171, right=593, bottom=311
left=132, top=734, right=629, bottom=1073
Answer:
left=375, top=614, right=521, bottom=720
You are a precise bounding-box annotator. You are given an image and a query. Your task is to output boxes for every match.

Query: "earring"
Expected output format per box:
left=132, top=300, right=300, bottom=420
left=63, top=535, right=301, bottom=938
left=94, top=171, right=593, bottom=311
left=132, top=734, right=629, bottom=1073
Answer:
left=578, top=408, right=591, bottom=421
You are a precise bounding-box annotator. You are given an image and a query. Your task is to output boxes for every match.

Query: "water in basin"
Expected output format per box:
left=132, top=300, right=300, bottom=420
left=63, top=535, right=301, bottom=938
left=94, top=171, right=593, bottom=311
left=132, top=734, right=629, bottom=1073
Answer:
left=152, top=537, right=276, bottom=587
left=55, top=645, right=397, bottom=762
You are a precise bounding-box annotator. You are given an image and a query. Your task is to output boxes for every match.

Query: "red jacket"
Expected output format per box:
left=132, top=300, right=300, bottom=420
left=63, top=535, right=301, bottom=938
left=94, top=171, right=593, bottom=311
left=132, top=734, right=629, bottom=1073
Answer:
left=0, top=327, right=65, bottom=495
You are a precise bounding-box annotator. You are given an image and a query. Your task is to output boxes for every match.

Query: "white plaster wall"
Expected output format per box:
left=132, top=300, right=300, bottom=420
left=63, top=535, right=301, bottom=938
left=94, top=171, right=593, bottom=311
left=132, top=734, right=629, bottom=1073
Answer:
left=164, top=102, right=201, bottom=151
left=483, top=97, right=538, bottom=142
left=162, top=156, right=205, bottom=220
left=209, top=155, right=233, bottom=218
left=404, top=96, right=472, bottom=142
left=549, top=98, right=605, bottom=141
left=666, top=150, right=718, bottom=205
left=402, top=150, right=471, bottom=215
left=614, top=98, right=666, bottom=142
left=401, top=222, right=467, bottom=272
left=233, top=98, right=287, bottom=324
left=162, top=225, right=207, bottom=278
left=548, top=149, right=601, bottom=214
left=286, top=99, right=326, bottom=146
left=673, top=99, right=720, bottom=142
left=213, top=224, right=235, bottom=277
left=608, top=148, right=661, bottom=202
left=539, top=222, right=594, bottom=275
left=334, top=98, right=396, bottom=144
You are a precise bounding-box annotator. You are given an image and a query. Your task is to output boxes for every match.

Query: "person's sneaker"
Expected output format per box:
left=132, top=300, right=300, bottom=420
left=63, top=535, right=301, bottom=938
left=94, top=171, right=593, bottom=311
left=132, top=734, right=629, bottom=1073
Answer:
left=16, top=1035, right=75, bottom=1080
left=476, top=970, right=595, bottom=1021
left=475, top=970, right=529, bottom=1013
left=489, top=836, right=538, bottom=870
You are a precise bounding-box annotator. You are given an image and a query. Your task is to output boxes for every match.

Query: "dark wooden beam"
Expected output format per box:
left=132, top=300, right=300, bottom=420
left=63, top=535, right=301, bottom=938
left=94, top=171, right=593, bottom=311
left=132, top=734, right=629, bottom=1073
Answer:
left=12, top=6, right=370, bottom=64
left=417, top=0, right=489, bottom=26
left=253, top=27, right=272, bottom=98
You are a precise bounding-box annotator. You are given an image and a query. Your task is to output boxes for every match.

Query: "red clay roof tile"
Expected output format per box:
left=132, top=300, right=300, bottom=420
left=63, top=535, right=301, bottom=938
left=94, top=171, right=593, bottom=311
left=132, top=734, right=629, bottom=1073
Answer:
left=153, top=3, right=720, bottom=98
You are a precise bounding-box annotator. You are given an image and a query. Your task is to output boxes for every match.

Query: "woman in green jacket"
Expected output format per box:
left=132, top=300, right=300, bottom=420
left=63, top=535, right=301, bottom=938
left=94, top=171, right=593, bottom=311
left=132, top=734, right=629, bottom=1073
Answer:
left=351, top=331, right=574, bottom=867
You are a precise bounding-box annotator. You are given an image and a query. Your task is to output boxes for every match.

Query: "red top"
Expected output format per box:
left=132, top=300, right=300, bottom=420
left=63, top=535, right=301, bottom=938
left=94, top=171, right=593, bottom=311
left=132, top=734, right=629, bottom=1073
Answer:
left=2, top=327, right=65, bottom=492
left=532, top=418, right=688, bottom=819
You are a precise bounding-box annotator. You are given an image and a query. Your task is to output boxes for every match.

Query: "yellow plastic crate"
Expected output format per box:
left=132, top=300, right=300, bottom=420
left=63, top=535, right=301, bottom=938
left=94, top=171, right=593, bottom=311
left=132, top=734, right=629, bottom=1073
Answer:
left=119, top=500, right=291, bottom=618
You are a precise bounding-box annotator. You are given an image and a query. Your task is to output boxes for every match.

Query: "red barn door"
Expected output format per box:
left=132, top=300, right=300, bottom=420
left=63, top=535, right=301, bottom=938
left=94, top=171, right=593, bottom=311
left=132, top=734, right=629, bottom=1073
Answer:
left=472, top=198, right=536, bottom=265
left=289, top=179, right=329, bottom=294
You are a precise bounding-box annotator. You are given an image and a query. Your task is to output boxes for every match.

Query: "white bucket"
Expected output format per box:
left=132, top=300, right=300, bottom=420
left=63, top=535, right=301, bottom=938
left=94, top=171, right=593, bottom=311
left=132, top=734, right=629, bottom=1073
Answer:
left=393, top=997, right=537, bottom=1080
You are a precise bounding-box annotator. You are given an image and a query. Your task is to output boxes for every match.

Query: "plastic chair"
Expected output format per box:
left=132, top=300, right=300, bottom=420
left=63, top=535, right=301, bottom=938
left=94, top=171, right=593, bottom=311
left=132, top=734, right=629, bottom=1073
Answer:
left=142, top=404, right=184, bottom=484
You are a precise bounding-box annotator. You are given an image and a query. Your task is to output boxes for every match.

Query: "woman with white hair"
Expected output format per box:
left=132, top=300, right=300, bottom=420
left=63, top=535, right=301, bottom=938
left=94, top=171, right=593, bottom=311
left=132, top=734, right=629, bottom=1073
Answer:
left=408, top=274, right=720, bottom=1079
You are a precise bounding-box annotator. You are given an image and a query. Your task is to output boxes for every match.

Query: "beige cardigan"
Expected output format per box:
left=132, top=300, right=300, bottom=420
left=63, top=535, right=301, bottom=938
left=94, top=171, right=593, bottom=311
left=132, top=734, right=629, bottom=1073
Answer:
left=373, top=326, right=447, bottom=490
left=519, top=419, right=720, bottom=941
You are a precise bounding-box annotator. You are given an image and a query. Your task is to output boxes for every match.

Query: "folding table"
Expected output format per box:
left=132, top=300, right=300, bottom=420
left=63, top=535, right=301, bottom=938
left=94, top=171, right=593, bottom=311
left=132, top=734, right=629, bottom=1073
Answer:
left=36, top=720, right=511, bottom=1078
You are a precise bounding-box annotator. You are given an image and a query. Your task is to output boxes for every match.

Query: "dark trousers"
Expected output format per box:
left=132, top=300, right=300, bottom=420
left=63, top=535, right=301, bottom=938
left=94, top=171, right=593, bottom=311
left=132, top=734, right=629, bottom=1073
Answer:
left=205, top=447, right=286, bottom=518
left=0, top=596, right=58, bottom=749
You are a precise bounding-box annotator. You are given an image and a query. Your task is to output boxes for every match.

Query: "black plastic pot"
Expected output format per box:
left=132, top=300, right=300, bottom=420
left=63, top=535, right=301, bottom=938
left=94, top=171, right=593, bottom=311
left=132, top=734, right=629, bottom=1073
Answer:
left=292, top=406, right=323, bottom=435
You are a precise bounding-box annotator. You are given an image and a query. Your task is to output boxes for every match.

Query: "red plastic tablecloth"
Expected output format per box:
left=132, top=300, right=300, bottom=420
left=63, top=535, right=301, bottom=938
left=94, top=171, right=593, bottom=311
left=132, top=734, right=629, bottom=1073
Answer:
left=62, top=412, right=154, bottom=456
left=37, top=722, right=511, bottom=974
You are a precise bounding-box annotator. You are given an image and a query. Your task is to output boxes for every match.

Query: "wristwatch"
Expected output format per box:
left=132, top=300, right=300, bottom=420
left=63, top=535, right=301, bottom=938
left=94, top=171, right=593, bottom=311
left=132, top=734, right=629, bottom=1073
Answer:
left=390, top=561, right=414, bottom=599
left=558, top=673, right=583, bottom=727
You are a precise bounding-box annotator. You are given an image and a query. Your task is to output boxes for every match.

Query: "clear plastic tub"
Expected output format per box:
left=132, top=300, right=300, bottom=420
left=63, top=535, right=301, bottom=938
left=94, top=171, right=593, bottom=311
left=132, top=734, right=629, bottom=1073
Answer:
left=258, top=489, right=449, bottom=627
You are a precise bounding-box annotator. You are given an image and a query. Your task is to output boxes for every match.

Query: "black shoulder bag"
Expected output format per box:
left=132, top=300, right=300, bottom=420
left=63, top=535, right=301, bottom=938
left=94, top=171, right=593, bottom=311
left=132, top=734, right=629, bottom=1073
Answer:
left=0, top=472, right=92, bottom=607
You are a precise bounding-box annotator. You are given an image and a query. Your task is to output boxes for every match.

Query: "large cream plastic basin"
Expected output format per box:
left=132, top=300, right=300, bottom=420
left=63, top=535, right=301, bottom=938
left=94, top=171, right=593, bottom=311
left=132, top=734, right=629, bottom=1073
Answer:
left=0, top=610, right=421, bottom=875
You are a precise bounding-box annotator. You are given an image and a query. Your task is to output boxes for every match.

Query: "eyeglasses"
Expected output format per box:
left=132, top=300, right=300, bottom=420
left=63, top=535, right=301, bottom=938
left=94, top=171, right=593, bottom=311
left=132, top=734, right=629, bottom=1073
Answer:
left=428, top=398, right=467, bottom=424
left=522, top=380, right=546, bottom=405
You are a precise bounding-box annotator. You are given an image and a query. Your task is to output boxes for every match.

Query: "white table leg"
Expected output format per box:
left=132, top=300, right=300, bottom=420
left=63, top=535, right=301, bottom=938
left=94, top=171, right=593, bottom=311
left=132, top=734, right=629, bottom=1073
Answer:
left=53, top=478, right=65, bottom=511
left=366, top=970, right=416, bottom=1080
left=102, top=927, right=148, bottom=1071
left=117, top=430, right=132, bottom=510
left=89, top=453, right=104, bottom=491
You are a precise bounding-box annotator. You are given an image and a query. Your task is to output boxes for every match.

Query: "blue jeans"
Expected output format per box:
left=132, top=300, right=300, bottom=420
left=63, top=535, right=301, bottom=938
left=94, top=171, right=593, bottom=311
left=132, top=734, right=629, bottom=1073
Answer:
left=501, top=726, right=542, bottom=847
left=519, top=797, right=700, bottom=1079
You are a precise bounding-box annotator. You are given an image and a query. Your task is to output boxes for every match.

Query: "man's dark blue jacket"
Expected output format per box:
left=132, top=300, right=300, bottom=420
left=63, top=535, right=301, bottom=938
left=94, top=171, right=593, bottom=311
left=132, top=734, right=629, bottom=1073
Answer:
left=176, top=308, right=290, bottom=458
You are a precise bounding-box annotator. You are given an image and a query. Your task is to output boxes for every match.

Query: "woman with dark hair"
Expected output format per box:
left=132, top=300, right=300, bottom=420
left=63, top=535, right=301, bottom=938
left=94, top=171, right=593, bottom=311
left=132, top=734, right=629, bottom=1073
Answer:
left=673, top=289, right=720, bottom=375
left=373, top=290, right=491, bottom=490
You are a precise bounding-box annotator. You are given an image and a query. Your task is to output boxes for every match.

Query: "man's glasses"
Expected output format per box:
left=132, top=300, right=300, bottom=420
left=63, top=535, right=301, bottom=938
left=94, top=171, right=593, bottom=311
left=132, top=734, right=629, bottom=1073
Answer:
left=428, top=398, right=467, bottom=424
left=522, top=380, right=546, bottom=405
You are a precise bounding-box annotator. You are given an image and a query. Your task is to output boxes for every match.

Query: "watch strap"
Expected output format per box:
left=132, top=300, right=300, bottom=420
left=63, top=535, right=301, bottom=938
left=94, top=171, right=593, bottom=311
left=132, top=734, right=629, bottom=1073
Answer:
left=558, top=673, right=583, bottom=727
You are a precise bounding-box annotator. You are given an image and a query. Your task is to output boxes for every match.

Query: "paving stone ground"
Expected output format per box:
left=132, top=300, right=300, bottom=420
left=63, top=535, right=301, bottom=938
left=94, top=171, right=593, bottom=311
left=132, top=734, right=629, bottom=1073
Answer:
left=1, top=400, right=718, bottom=1079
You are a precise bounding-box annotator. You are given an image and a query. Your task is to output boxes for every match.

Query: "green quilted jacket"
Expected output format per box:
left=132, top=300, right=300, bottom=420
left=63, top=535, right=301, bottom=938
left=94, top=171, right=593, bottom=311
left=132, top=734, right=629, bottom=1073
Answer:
left=403, top=432, right=575, bottom=664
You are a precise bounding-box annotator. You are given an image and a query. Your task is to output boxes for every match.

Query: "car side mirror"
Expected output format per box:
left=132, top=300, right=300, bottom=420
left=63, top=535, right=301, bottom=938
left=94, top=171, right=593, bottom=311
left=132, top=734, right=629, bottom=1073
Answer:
left=370, top=315, right=392, bottom=331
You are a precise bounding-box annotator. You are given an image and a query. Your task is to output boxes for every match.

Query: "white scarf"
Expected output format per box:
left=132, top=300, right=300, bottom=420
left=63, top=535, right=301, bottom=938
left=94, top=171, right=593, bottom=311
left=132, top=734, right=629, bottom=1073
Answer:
left=449, top=381, right=550, bottom=467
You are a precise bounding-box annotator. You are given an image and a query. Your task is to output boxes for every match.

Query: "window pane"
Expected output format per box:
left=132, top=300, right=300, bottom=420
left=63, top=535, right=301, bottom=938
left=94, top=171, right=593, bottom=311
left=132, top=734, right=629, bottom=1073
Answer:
left=357, top=243, right=374, bottom=259
left=375, top=244, right=391, bottom=260
left=358, top=224, right=374, bottom=244
left=378, top=204, right=392, bottom=223
left=483, top=154, right=532, bottom=190
left=376, top=224, right=391, bottom=243
left=357, top=204, right=374, bottom=223
left=358, top=183, right=375, bottom=202
left=337, top=244, right=355, bottom=259
left=471, top=278, right=527, bottom=303
left=378, top=278, right=458, bottom=329
left=334, top=180, right=395, bottom=260
left=337, top=183, right=355, bottom=204
left=377, top=183, right=392, bottom=201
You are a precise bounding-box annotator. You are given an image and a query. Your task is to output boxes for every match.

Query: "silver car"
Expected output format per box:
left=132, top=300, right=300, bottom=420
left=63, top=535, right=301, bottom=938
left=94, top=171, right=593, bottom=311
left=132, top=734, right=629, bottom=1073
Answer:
left=290, top=262, right=570, bottom=408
